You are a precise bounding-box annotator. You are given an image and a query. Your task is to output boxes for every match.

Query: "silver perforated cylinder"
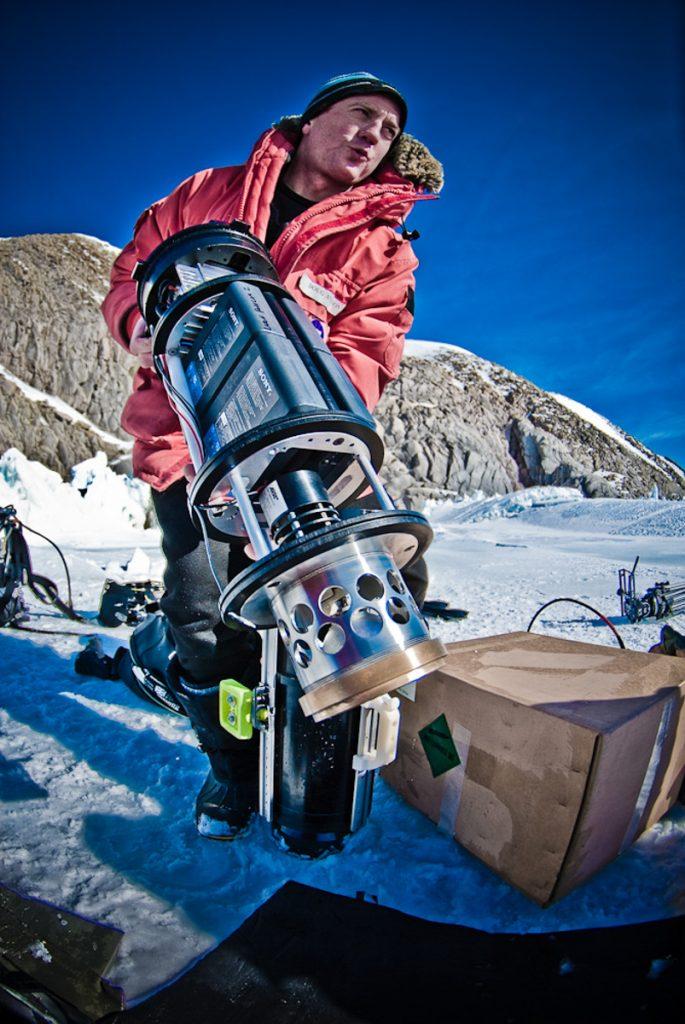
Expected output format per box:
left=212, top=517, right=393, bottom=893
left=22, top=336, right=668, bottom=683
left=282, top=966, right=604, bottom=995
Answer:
left=268, top=539, right=445, bottom=721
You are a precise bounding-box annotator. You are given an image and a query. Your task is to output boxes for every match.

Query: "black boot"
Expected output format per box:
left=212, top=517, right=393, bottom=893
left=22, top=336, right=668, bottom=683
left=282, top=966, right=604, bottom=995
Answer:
left=171, top=677, right=259, bottom=840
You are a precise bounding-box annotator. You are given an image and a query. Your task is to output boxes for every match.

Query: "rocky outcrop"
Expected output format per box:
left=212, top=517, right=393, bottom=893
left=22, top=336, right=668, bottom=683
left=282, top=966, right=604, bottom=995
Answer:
left=1, top=234, right=683, bottom=502
left=376, top=344, right=685, bottom=504
left=0, top=233, right=133, bottom=475
left=0, top=374, right=130, bottom=475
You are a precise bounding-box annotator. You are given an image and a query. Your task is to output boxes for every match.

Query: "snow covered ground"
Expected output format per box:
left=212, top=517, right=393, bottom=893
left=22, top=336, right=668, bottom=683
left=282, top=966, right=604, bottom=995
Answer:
left=1, top=454, right=684, bottom=1004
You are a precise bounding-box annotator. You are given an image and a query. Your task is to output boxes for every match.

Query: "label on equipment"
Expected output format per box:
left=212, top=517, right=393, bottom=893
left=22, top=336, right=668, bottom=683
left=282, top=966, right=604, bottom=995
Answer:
left=242, top=284, right=284, bottom=335
left=203, top=423, right=221, bottom=457
left=418, top=713, right=461, bottom=778
left=186, top=363, right=203, bottom=402
left=259, top=481, right=289, bottom=524
left=213, top=349, right=279, bottom=444
left=193, top=302, right=244, bottom=388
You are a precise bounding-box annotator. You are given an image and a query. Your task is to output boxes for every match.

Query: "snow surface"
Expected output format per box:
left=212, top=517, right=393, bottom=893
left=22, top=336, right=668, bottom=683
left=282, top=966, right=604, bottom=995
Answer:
left=1, top=451, right=684, bottom=1005
left=0, top=448, right=150, bottom=540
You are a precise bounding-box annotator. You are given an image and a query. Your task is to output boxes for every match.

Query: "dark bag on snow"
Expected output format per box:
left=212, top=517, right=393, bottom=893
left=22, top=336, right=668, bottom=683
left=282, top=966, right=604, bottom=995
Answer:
left=97, top=578, right=163, bottom=627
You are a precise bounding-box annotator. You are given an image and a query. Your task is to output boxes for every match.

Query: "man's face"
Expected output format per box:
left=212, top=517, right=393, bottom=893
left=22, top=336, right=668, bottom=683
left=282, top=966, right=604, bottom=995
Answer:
left=298, top=94, right=402, bottom=188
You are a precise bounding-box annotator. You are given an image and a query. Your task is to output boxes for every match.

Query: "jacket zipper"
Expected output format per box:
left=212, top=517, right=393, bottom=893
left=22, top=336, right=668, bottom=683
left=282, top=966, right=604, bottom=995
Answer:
left=271, top=187, right=435, bottom=276
left=236, top=131, right=276, bottom=224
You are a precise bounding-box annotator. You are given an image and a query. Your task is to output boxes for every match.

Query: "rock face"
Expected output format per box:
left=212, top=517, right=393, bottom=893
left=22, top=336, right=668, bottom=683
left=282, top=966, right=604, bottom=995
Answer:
left=0, top=233, right=133, bottom=475
left=1, top=233, right=683, bottom=501
left=376, top=344, right=685, bottom=504
left=0, top=373, right=130, bottom=475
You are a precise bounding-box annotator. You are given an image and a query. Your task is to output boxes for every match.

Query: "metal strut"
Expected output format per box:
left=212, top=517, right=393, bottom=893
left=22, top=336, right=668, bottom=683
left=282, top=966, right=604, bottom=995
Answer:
left=257, top=629, right=279, bottom=822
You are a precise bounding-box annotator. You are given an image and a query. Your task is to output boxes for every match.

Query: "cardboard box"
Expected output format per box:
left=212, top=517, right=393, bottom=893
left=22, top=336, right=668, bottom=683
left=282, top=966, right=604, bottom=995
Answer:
left=382, top=632, right=685, bottom=905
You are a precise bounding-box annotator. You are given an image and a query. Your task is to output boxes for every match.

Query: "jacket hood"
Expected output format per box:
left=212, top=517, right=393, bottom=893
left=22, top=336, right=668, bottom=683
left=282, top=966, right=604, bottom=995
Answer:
left=273, top=114, right=444, bottom=194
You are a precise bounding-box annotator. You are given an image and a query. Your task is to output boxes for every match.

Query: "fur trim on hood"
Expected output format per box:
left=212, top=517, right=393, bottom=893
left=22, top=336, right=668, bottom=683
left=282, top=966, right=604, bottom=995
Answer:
left=273, top=114, right=444, bottom=194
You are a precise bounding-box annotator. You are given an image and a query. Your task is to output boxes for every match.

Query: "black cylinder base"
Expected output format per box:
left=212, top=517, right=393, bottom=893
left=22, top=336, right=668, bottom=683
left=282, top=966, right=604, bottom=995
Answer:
left=271, top=648, right=372, bottom=857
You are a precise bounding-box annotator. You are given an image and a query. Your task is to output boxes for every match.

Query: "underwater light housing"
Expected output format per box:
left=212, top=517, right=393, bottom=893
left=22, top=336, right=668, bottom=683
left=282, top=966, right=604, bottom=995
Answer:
left=134, top=221, right=446, bottom=723
left=132, top=221, right=446, bottom=856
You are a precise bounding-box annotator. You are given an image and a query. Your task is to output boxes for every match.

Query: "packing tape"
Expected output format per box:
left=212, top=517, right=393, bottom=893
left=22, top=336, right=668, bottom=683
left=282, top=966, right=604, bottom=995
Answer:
left=437, top=722, right=472, bottom=836
left=620, top=693, right=677, bottom=853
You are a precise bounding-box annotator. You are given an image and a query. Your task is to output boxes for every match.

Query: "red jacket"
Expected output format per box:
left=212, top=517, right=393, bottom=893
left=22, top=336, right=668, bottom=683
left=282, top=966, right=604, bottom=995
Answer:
left=102, top=123, right=439, bottom=490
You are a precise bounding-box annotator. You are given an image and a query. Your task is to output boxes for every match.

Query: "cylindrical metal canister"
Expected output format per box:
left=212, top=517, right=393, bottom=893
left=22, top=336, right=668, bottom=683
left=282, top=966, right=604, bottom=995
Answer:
left=271, top=649, right=373, bottom=856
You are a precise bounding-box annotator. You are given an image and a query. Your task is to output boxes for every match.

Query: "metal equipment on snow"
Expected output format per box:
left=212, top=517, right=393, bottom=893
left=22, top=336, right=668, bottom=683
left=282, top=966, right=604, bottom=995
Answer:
left=97, top=577, right=163, bottom=628
left=617, top=557, right=685, bottom=624
left=0, top=505, right=83, bottom=628
left=133, top=221, right=446, bottom=854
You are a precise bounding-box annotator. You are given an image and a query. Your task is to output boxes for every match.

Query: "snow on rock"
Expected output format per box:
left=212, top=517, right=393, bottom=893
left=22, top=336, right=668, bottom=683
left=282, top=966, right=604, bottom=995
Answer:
left=0, top=448, right=151, bottom=541
left=101, top=548, right=153, bottom=585
left=403, top=339, right=469, bottom=360
left=376, top=339, right=685, bottom=504
left=551, top=392, right=685, bottom=482
left=517, top=495, right=685, bottom=537
left=69, top=452, right=150, bottom=529
left=426, top=488, right=685, bottom=538
left=72, top=233, right=120, bottom=260
left=0, top=232, right=134, bottom=477
left=0, top=362, right=131, bottom=452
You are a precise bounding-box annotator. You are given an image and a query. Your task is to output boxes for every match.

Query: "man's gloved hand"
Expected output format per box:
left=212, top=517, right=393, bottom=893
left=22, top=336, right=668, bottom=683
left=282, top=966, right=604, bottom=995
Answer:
left=129, top=315, right=154, bottom=368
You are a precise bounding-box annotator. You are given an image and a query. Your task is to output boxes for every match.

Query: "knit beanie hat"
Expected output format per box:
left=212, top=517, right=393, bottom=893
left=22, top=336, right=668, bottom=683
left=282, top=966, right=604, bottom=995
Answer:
left=301, top=72, right=408, bottom=132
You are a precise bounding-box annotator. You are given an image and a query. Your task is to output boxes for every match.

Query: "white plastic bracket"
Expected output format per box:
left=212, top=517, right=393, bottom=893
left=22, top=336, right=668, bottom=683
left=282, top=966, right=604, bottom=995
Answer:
left=352, top=694, right=400, bottom=774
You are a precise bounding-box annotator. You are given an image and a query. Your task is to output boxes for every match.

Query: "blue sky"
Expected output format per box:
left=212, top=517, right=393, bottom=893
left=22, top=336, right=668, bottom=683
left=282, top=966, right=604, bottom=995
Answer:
left=2, top=0, right=684, bottom=468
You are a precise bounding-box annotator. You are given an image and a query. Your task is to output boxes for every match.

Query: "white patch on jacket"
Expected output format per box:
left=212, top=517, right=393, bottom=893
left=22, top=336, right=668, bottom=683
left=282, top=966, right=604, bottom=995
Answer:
left=298, top=273, right=346, bottom=316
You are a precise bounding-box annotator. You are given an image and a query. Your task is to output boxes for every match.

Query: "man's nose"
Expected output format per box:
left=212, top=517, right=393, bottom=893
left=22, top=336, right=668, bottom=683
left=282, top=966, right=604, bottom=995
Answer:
left=360, top=119, right=382, bottom=144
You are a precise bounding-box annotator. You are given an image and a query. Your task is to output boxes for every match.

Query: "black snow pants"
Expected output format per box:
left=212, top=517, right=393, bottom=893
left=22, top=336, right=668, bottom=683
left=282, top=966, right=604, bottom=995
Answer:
left=151, top=480, right=262, bottom=686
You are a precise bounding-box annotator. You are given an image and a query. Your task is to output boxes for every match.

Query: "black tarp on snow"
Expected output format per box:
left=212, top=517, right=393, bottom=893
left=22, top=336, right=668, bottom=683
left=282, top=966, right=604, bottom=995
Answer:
left=104, top=881, right=683, bottom=1023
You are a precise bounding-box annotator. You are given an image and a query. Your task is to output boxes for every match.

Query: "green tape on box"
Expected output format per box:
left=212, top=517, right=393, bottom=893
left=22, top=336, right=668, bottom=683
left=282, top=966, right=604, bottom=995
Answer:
left=418, top=713, right=461, bottom=778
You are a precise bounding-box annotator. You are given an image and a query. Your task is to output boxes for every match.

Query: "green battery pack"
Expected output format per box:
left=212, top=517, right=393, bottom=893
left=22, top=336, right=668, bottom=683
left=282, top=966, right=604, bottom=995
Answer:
left=219, top=679, right=254, bottom=740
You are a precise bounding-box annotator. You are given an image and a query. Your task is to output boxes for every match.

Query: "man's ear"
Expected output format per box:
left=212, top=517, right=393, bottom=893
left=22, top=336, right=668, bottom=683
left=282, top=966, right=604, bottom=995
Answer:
left=301, top=120, right=312, bottom=136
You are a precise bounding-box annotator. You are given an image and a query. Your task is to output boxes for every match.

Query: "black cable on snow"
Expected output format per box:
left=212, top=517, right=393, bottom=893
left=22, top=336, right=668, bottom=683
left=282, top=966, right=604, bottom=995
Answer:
left=19, top=520, right=80, bottom=614
left=527, top=597, right=626, bottom=649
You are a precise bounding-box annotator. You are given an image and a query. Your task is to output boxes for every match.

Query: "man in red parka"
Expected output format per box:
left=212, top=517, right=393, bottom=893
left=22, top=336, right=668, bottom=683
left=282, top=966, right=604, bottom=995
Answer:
left=102, top=72, right=443, bottom=839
